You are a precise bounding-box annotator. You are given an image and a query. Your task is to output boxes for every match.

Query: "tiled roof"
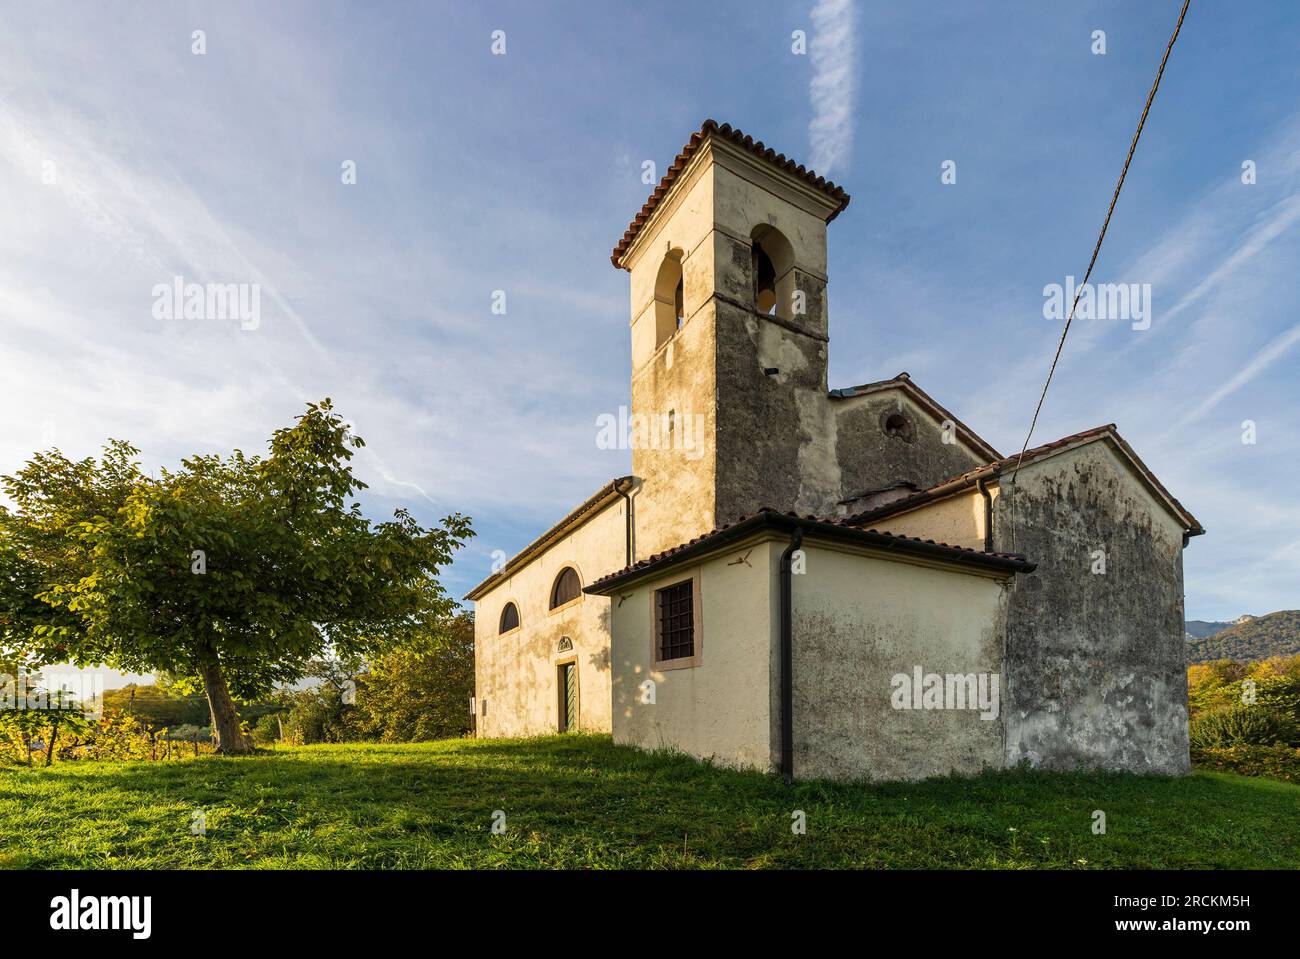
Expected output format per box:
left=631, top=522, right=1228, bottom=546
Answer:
left=464, top=477, right=634, bottom=601
left=843, top=424, right=1205, bottom=535
left=828, top=371, right=1003, bottom=461
left=610, top=119, right=851, bottom=269
left=585, top=508, right=1033, bottom=594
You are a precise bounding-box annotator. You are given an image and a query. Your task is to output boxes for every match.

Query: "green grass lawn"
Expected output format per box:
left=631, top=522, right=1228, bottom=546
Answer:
left=1, top=734, right=1296, bottom=869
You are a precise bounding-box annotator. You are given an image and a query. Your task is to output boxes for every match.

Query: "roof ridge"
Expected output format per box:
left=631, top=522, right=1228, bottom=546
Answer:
left=463, top=476, right=633, bottom=601
left=610, top=120, right=850, bottom=269
left=841, top=423, right=1203, bottom=535
left=586, top=508, right=1033, bottom=592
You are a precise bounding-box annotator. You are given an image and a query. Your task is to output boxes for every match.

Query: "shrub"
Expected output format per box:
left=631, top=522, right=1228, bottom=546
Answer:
left=250, top=713, right=285, bottom=746
left=1188, top=704, right=1300, bottom=750
left=1187, top=655, right=1300, bottom=719
left=1192, top=745, right=1300, bottom=782
left=164, top=723, right=212, bottom=742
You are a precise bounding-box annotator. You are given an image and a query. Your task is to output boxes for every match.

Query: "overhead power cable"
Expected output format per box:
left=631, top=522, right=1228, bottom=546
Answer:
left=1009, top=0, right=1192, bottom=482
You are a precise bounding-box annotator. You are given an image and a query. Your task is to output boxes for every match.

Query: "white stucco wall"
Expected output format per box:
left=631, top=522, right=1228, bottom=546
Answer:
left=607, top=531, right=1015, bottom=781
left=609, top=535, right=776, bottom=770
left=472, top=502, right=627, bottom=738
left=868, top=487, right=992, bottom=551
left=791, top=542, right=1012, bottom=781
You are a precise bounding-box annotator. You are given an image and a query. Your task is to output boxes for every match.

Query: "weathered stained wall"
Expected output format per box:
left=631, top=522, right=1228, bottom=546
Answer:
left=790, top=542, right=1011, bottom=781
left=473, top=502, right=626, bottom=737
left=622, top=134, right=992, bottom=536
left=709, top=158, right=842, bottom=521
left=625, top=149, right=718, bottom=558
left=994, top=441, right=1190, bottom=774
left=833, top=390, right=987, bottom=500
left=609, top=536, right=776, bottom=770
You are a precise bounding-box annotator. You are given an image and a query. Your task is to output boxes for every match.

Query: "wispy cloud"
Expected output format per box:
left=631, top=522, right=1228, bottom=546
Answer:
left=808, top=0, right=857, bottom=176
left=1176, top=318, right=1300, bottom=427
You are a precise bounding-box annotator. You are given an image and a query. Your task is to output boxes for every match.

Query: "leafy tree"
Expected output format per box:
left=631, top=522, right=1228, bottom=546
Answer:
left=1187, top=655, right=1300, bottom=720
left=0, top=681, right=91, bottom=766
left=348, top=613, right=475, bottom=742
left=0, top=400, right=472, bottom=754
left=281, top=656, right=362, bottom=745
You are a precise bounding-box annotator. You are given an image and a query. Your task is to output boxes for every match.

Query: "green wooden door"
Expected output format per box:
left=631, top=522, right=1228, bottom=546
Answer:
left=560, top=664, right=577, bottom=732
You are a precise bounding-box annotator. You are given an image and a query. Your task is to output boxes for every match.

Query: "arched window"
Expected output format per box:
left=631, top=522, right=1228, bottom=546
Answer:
left=550, top=567, right=582, bottom=609
left=499, top=602, right=520, bottom=634
left=750, top=225, right=795, bottom=319
left=653, top=250, right=685, bottom=349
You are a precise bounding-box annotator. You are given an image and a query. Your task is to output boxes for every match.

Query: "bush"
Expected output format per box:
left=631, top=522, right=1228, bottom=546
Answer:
left=250, top=713, right=285, bottom=745
left=163, top=723, right=212, bottom=742
left=1188, top=704, right=1300, bottom=749
left=346, top=614, right=474, bottom=742
left=1192, top=745, right=1300, bottom=783
left=1187, top=655, right=1300, bottom=719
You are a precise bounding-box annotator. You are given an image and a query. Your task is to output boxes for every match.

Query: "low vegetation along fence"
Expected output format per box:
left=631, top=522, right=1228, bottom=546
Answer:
left=0, top=713, right=219, bottom=767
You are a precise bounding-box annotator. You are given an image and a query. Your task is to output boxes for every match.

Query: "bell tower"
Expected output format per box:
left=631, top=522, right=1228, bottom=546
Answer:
left=611, top=120, right=850, bottom=557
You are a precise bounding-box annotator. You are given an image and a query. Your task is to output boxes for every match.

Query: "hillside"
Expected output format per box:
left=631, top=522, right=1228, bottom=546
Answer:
left=1185, top=619, right=1234, bottom=639
left=1187, top=610, right=1300, bottom=663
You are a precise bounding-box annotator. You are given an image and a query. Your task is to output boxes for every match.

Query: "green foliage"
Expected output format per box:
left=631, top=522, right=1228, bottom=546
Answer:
left=101, top=684, right=209, bottom=729
left=1188, top=704, right=1300, bottom=749
left=0, top=679, right=94, bottom=766
left=1186, top=655, right=1300, bottom=719
left=0, top=399, right=472, bottom=752
left=163, top=724, right=211, bottom=742
left=1191, top=744, right=1300, bottom=783
left=282, top=685, right=354, bottom=745
left=1187, top=610, right=1300, bottom=663
left=250, top=714, right=284, bottom=746
left=346, top=613, right=474, bottom=742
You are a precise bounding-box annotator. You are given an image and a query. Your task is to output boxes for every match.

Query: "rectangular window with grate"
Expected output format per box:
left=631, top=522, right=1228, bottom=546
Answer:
left=655, top=579, right=695, bottom=662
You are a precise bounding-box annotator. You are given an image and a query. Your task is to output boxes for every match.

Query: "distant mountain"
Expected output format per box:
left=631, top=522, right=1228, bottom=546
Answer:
left=1186, top=611, right=1300, bottom=663
left=1185, top=620, right=1234, bottom=640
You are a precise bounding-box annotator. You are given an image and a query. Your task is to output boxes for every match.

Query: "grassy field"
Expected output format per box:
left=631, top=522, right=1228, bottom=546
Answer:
left=1, top=734, right=1297, bottom=869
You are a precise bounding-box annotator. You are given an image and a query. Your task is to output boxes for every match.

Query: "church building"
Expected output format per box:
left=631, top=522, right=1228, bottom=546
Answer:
left=466, top=120, right=1203, bottom=782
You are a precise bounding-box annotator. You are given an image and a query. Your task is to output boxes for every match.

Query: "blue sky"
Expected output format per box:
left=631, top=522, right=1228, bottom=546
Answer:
left=1, top=0, right=1297, bottom=635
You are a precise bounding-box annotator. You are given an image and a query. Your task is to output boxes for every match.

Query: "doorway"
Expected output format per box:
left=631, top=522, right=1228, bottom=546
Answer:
left=558, top=662, right=578, bottom=733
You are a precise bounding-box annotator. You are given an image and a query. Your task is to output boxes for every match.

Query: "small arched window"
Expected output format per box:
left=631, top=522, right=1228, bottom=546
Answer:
left=653, top=251, right=685, bottom=349
left=499, top=602, right=520, bottom=634
left=750, top=225, right=795, bottom=319
left=550, top=567, right=582, bottom=609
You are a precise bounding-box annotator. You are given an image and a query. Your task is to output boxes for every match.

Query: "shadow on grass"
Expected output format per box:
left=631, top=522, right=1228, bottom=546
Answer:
left=2, top=735, right=1296, bottom=869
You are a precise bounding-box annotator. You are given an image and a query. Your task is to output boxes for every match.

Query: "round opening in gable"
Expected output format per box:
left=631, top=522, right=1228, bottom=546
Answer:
left=883, top=412, right=914, bottom=441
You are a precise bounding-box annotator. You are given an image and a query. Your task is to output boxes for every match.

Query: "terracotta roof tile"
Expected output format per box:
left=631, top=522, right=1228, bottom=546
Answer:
left=586, top=508, right=1033, bottom=593
left=842, top=424, right=1205, bottom=535
left=610, top=120, right=851, bottom=269
left=828, top=371, right=1002, bottom=461
left=464, top=476, right=634, bottom=601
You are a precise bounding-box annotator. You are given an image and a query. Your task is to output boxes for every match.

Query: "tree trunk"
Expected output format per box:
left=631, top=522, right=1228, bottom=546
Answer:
left=44, top=722, right=59, bottom=767
left=197, top=648, right=254, bottom=755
